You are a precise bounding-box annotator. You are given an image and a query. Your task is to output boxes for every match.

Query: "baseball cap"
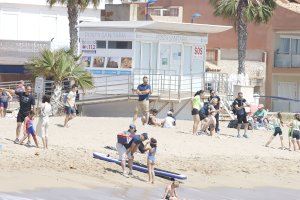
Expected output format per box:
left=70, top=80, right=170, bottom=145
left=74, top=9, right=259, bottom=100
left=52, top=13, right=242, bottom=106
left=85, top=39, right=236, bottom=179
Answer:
left=141, top=132, right=148, bottom=140
left=129, top=124, right=136, bottom=130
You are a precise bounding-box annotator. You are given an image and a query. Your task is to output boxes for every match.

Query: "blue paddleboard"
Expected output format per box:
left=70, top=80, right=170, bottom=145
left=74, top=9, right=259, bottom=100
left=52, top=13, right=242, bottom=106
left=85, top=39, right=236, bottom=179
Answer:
left=93, top=152, right=187, bottom=180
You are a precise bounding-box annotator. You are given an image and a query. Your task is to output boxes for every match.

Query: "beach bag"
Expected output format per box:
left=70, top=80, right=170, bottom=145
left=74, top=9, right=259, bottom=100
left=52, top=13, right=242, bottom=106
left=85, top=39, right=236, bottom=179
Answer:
left=117, top=133, right=131, bottom=145
left=228, top=119, right=238, bottom=128
left=200, top=102, right=209, bottom=117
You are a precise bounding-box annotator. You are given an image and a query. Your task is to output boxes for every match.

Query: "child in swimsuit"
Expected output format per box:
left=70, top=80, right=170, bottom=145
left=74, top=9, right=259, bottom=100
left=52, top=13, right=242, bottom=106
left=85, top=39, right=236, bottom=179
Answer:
left=162, top=180, right=180, bottom=200
left=19, top=111, right=39, bottom=148
left=289, top=114, right=300, bottom=151
left=145, top=138, right=157, bottom=184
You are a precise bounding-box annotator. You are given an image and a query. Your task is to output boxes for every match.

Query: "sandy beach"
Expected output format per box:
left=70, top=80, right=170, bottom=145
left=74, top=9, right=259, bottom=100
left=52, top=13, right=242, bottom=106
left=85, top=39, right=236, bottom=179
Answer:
left=1, top=116, right=300, bottom=194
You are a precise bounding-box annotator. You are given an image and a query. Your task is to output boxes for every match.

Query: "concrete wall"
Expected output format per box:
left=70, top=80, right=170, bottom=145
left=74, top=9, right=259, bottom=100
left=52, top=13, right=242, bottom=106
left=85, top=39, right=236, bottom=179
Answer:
left=82, top=99, right=193, bottom=120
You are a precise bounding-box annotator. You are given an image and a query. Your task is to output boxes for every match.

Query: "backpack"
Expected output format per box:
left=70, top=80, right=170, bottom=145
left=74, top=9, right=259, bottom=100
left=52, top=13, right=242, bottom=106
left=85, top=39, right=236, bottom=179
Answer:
left=200, top=102, right=209, bottom=116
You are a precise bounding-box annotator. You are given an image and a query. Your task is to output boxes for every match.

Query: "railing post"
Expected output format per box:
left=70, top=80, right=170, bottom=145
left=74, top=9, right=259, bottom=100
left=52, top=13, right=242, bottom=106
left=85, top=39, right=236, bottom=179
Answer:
left=105, top=76, right=108, bottom=98
left=169, top=75, right=171, bottom=100
left=178, top=74, right=181, bottom=100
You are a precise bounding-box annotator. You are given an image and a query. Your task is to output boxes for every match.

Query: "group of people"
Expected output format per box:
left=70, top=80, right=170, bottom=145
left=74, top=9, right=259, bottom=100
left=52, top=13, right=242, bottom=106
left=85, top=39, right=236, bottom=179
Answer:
left=0, top=81, right=79, bottom=149
left=191, top=89, right=221, bottom=136
left=116, top=124, right=158, bottom=183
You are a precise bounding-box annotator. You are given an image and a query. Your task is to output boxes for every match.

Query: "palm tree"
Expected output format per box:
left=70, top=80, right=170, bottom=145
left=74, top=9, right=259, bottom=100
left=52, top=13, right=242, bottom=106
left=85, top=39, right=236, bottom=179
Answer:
left=209, top=0, right=276, bottom=75
left=27, top=49, right=94, bottom=114
left=47, top=0, right=100, bottom=54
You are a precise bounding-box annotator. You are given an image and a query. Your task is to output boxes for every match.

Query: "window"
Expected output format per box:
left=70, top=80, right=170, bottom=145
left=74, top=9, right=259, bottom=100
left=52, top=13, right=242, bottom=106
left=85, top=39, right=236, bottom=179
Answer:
left=96, top=41, right=106, bottom=49
left=292, top=39, right=300, bottom=55
left=108, top=41, right=132, bottom=49
left=205, top=83, right=213, bottom=91
left=278, top=38, right=290, bottom=54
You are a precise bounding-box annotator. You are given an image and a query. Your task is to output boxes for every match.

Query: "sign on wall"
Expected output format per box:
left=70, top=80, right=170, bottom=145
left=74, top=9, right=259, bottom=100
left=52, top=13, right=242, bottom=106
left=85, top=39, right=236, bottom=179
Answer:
left=192, top=45, right=204, bottom=60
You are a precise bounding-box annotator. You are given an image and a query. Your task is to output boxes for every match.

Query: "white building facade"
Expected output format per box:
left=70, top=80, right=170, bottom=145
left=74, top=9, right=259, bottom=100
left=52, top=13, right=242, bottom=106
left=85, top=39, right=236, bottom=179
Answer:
left=0, top=0, right=121, bottom=81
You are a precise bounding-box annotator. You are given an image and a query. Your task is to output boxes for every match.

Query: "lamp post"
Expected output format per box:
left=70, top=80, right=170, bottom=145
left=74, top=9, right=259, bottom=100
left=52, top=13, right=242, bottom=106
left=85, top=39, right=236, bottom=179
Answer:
left=146, top=0, right=157, bottom=21
left=191, top=13, right=201, bottom=23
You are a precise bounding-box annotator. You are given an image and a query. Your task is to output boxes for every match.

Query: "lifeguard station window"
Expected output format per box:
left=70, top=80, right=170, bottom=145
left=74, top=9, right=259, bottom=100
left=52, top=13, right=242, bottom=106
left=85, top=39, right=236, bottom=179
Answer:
left=108, top=41, right=132, bottom=49
left=96, top=41, right=106, bottom=49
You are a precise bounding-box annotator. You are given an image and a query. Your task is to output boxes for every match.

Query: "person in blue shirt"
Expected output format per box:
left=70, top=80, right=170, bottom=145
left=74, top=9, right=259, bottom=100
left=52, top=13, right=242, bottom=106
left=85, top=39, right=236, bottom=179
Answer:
left=133, top=76, right=152, bottom=125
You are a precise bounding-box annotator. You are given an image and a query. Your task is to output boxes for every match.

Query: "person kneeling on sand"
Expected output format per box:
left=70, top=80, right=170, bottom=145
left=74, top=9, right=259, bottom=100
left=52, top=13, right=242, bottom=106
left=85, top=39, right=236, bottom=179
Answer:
left=162, top=180, right=183, bottom=200
left=116, top=132, right=148, bottom=177
left=19, top=111, right=39, bottom=148
left=199, top=98, right=218, bottom=136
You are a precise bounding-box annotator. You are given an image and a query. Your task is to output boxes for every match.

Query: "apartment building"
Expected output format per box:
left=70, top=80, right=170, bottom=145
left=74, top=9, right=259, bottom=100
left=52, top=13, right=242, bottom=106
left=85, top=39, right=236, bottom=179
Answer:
left=152, top=0, right=300, bottom=111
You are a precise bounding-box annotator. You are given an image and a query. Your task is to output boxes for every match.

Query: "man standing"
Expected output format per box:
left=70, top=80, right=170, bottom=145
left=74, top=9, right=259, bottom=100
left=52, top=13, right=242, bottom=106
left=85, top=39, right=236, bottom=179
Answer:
left=64, top=84, right=78, bottom=127
left=5, top=86, right=35, bottom=143
left=133, top=76, right=151, bottom=125
left=208, top=90, right=221, bottom=134
left=233, top=92, right=250, bottom=138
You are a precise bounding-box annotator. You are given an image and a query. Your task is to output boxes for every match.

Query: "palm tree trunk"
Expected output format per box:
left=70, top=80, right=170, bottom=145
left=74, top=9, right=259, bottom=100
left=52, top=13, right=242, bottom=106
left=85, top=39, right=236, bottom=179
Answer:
left=50, top=82, right=63, bottom=115
left=237, top=0, right=248, bottom=76
left=67, top=2, right=79, bottom=54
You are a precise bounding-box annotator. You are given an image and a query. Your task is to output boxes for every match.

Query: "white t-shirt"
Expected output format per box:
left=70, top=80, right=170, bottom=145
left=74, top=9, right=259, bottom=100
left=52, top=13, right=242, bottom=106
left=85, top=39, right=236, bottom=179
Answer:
left=40, top=102, right=52, bottom=121
left=163, top=116, right=175, bottom=128
left=66, top=91, right=76, bottom=107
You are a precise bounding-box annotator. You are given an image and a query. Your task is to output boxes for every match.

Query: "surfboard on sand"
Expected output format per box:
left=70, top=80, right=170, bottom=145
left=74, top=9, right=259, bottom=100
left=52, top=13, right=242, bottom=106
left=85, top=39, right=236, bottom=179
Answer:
left=93, top=152, right=187, bottom=180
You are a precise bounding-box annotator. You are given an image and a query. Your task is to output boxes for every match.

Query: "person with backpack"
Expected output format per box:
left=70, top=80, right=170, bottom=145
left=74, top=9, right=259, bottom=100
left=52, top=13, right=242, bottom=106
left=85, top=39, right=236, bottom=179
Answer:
left=232, top=92, right=250, bottom=138
left=191, top=90, right=204, bottom=135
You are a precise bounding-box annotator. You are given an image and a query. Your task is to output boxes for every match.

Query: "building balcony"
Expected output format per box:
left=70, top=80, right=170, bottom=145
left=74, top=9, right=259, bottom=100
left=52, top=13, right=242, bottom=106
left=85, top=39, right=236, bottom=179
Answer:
left=274, top=52, right=300, bottom=68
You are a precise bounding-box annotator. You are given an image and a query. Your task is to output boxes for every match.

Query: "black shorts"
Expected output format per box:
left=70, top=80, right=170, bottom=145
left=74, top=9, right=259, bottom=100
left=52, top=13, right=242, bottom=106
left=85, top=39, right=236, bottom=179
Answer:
left=191, top=108, right=199, bottom=115
left=17, top=111, right=29, bottom=123
left=237, top=114, right=248, bottom=124
left=199, top=113, right=207, bottom=121
left=292, top=130, right=300, bottom=140
left=273, top=127, right=282, bottom=136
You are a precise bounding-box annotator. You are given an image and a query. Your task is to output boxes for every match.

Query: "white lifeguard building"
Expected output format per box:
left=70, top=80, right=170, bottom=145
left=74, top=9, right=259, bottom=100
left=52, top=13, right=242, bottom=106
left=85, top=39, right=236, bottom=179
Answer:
left=77, top=21, right=231, bottom=118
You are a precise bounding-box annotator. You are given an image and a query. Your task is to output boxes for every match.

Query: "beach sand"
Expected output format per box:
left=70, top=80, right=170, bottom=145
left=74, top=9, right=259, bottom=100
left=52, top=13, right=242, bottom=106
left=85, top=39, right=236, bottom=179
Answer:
left=0, top=117, right=300, bottom=193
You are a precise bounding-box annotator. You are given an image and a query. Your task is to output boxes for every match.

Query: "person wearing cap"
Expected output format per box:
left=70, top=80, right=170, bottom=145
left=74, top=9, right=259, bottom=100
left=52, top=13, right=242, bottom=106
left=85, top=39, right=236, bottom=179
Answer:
left=133, top=76, right=152, bottom=125
left=162, top=110, right=176, bottom=128
left=117, top=132, right=148, bottom=177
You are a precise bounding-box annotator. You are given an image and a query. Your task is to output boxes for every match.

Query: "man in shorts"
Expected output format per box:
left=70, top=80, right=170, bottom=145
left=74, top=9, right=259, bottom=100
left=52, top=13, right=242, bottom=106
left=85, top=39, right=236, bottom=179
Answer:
left=64, top=84, right=78, bottom=127
left=233, top=92, right=250, bottom=138
left=133, top=76, right=151, bottom=125
left=4, top=86, right=35, bottom=143
left=116, top=132, right=148, bottom=177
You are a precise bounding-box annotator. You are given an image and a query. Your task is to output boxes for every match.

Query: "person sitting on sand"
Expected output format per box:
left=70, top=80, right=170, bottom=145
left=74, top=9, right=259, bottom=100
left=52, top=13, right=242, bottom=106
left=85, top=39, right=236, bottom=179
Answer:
left=148, top=109, right=162, bottom=127
left=116, top=132, right=148, bottom=177
left=289, top=114, right=300, bottom=151
left=162, top=111, right=176, bottom=128
left=265, top=112, right=285, bottom=149
left=253, top=104, right=269, bottom=129
left=162, top=180, right=181, bottom=200
left=144, top=138, right=157, bottom=184
left=199, top=98, right=218, bottom=136
left=19, top=111, right=39, bottom=148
